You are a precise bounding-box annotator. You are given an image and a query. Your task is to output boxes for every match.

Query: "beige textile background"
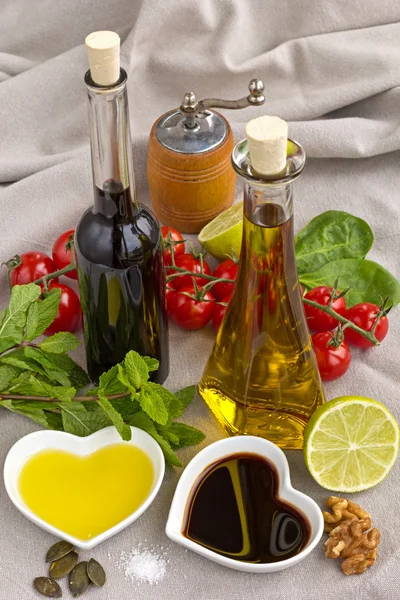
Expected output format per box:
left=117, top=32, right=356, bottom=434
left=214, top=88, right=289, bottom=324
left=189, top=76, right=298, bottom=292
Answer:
left=0, top=1, right=399, bottom=599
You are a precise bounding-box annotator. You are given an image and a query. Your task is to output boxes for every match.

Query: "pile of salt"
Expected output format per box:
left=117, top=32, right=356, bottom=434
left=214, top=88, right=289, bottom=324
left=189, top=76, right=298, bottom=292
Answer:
left=119, top=546, right=167, bottom=585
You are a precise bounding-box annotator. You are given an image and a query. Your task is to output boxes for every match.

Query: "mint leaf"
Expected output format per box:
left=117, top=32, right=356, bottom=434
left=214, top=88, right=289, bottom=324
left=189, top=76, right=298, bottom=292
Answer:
left=61, top=402, right=111, bottom=436
left=174, top=385, right=197, bottom=410
left=142, top=356, right=159, bottom=372
left=97, top=390, right=131, bottom=441
left=117, top=364, right=136, bottom=396
left=139, top=383, right=169, bottom=426
left=43, top=353, right=89, bottom=390
left=146, top=381, right=181, bottom=422
left=110, top=397, right=141, bottom=420
left=166, top=423, right=206, bottom=448
left=0, top=350, right=48, bottom=377
left=0, top=284, right=41, bottom=352
left=25, top=287, right=61, bottom=341
left=6, top=374, right=75, bottom=402
left=130, top=411, right=182, bottom=467
left=124, top=351, right=149, bottom=388
left=0, top=365, right=19, bottom=391
left=39, top=332, right=80, bottom=354
left=23, top=347, right=71, bottom=386
left=158, top=428, right=180, bottom=446
left=0, top=399, right=51, bottom=428
left=99, top=364, right=127, bottom=396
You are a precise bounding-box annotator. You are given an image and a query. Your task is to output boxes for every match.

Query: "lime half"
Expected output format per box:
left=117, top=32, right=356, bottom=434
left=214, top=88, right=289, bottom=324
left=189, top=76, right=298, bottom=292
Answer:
left=304, top=396, right=399, bottom=492
left=198, top=202, right=243, bottom=260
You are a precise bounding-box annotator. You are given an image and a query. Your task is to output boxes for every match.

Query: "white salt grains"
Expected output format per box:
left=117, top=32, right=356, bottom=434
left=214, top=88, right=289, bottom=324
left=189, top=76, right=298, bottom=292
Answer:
left=118, top=545, right=168, bottom=585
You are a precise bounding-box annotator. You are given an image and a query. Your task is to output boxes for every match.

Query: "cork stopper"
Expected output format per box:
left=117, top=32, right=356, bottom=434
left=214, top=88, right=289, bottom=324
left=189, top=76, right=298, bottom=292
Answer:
left=85, top=31, right=120, bottom=86
left=245, top=116, right=288, bottom=176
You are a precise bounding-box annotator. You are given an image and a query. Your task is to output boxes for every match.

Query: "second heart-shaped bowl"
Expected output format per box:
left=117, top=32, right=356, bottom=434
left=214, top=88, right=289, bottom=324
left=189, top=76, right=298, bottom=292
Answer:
left=4, top=426, right=165, bottom=549
left=166, top=436, right=324, bottom=573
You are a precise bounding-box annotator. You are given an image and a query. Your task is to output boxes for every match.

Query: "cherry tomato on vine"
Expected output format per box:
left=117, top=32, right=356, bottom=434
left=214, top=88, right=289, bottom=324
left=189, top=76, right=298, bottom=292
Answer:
left=312, top=331, right=351, bottom=381
left=52, top=229, right=77, bottom=280
left=44, top=282, right=81, bottom=336
left=10, top=252, right=58, bottom=287
left=165, top=283, right=176, bottom=312
left=212, top=259, right=238, bottom=300
left=169, top=253, right=211, bottom=289
left=344, top=303, right=389, bottom=348
left=212, top=293, right=232, bottom=330
left=304, top=286, right=346, bottom=332
left=168, top=285, right=215, bottom=330
left=161, top=226, right=185, bottom=266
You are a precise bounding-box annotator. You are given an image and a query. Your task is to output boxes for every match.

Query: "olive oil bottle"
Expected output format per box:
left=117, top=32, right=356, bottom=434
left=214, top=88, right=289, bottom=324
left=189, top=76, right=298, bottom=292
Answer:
left=198, top=118, right=324, bottom=449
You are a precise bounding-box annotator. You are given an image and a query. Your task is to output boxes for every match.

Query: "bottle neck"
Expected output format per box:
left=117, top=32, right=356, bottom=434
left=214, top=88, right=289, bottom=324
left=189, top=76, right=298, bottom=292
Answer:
left=243, top=180, right=293, bottom=226
left=85, top=69, right=138, bottom=218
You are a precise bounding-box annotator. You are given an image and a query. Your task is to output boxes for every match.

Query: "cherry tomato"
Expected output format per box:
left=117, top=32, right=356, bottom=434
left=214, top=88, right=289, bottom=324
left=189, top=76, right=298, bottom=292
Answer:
left=312, top=331, right=351, bottom=381
left=44, top=282, right=81, bottom=335
left=10, top=252, right=58, bottom=286
left=169, top=254, right=211, bottom=289
left=211, top=259, right=238, bottom=300
left=165, top=283, right=175, bottom=312
left=52, top=229, right=77, bottom=280
left=304, top=286, right=346, bottom=332
left=161, top=226, right=185, bottom=267
left=344, top=303, right=389, bottom=348
left=168, top=286, right=215, bottom=330
left=212, top=293, right=232, bottom=330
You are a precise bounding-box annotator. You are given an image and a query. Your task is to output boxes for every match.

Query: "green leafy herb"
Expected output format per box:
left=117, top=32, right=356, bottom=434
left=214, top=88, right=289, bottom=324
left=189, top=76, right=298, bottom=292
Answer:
left=25, top=287, right=61, bottom=341
left=0, top=284, right=41, bottom=353
left=39, top=332, right=81, bottom=354
left=61, top=402, right=111, bottom=436
left=295, top=210, right=374, bottom=275
left=299, top=258, right=400, bottom=307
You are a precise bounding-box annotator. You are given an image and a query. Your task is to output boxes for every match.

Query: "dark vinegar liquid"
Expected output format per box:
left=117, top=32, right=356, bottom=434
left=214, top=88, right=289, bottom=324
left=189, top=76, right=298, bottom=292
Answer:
left=183, top=453, right=311, bottom=563
left=75, top=182, right=169, bottom=384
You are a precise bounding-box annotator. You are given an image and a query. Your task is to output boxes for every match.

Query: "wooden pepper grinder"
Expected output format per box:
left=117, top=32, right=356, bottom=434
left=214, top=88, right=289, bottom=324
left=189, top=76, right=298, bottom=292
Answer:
left=147, top=79, right=265, bottom=233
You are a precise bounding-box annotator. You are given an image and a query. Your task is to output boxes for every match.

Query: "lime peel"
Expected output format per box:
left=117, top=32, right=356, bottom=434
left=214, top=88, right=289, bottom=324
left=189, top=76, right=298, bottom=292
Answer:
left=304, top=396, right=399, bottom=493
left=198, top=202, right=243, bottom=260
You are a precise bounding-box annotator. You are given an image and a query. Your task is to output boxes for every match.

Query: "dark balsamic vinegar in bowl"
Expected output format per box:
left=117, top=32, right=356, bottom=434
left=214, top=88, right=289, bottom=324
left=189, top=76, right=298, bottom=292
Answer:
left=183, top=453, right=310, bottom=563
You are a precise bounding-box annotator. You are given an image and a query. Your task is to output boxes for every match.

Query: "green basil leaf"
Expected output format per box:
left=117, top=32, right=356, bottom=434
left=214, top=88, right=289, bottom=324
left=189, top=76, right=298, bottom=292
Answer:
left=0, top=284, right=41, bottom=352
left=295, top=211, right=374, bottom=275
left=299, top=258, right=400, bottom=307
left=97, top=390, right=131, bottom=441
left=25, top=288, right=61, bottom=341
left=39, top=332, right=80, bottom=354
left=61, top=402, right=111, bottom=436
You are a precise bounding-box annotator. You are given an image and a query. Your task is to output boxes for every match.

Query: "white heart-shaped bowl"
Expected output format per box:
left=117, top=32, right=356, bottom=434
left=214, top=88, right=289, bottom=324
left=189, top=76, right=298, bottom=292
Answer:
left=166, top=436, right=323, bottom=573
left=4, top=426, right=165, bottom=549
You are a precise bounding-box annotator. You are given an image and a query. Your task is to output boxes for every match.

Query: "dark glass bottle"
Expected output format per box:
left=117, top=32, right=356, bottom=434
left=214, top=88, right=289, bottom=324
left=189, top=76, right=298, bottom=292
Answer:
left=75, top=68, right=169, bottom=384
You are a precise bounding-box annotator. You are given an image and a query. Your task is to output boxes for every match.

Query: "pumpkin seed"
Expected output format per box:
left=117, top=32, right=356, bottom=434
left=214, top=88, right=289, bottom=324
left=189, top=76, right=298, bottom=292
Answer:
left=69, top=561, right=91, bottom=597
left=46, top=541, right=74, bottom=563
left=34, top=576, right=62, bottom=598
left=49, top=550, right=78, bottom=579
left=87, top=558, right=106, bottom=587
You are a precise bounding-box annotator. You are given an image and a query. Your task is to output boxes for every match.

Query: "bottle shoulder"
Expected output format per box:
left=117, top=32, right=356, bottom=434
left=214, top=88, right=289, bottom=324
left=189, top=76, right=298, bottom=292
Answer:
left=75, top=203, right=162, bottom=268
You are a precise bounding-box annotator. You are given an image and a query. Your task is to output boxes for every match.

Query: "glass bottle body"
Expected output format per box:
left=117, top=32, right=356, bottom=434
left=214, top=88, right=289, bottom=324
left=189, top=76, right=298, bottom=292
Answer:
left=75, top=70, right=169, bottom=384
left=198, top=142, right=324, bottom=449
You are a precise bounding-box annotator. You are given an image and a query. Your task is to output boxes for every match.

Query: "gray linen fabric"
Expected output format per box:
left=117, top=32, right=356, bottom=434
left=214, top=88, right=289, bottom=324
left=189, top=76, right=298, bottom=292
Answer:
left=0, top=1, right=399, bottom=598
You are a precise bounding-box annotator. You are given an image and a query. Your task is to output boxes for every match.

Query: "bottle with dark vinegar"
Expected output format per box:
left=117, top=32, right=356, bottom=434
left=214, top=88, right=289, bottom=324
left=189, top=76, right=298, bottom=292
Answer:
left=199, top=118, right=324, bottom=449
left=75, top=31, right=169, bottom=384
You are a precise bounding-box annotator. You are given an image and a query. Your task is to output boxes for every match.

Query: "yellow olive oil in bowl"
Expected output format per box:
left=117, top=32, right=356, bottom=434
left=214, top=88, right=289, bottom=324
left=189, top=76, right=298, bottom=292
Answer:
left=18, top=444, right=154, bottom=541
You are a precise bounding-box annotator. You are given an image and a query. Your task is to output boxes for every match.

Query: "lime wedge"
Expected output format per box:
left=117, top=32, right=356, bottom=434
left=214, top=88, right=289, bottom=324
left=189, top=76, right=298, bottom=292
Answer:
left=198, top=202, right=243, bottom=260
left=304, top=396, right=399, bottom=492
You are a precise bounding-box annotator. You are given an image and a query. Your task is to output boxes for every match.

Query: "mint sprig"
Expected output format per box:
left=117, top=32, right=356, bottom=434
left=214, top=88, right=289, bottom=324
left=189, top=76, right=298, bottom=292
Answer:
left=0, top=283, right=204, bottom=466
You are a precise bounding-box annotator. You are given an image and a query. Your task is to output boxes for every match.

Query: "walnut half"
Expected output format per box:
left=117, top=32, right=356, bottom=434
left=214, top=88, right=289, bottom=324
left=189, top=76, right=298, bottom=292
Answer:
left=322, top=497, right=380, bottom=576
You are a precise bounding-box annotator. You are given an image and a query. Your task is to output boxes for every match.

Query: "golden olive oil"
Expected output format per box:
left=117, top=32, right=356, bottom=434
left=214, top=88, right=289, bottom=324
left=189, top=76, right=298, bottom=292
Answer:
left=19, top=444, right=154, bottom=540
left=199, top=203, right=324, bottom=449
